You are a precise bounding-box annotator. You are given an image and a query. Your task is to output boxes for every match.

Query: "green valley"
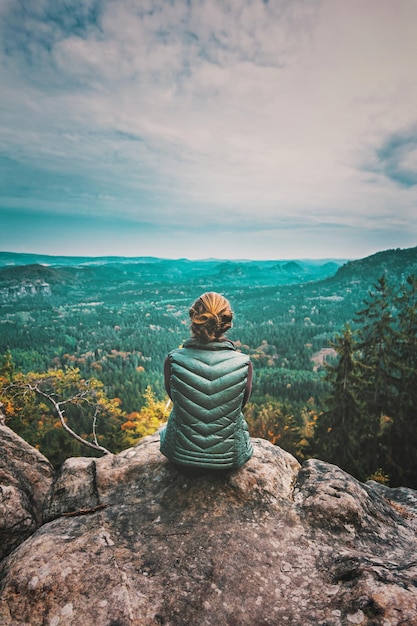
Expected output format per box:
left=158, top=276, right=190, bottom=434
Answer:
left=1, top=246, right=416, bottom=487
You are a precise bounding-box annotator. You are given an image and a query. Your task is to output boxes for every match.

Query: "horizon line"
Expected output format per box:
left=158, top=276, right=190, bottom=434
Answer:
left=1, top=244, right=416, bottom=264
left=0, top=249, right=355, bottom=263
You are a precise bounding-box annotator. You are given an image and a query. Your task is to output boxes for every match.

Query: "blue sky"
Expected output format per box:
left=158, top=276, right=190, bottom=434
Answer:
left=1, top=0, right=416, bottom=260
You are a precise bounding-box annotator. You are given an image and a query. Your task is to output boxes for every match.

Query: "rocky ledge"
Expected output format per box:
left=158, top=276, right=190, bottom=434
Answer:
left=0, top=422, right=417, bottom=626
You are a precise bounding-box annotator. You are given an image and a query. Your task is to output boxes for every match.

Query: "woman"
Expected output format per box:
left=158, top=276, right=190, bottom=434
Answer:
left=160, top=292, right=253, bottom=475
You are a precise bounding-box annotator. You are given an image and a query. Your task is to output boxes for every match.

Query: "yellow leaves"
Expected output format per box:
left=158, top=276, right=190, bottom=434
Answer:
left=367, top=468, right=390, bottom=486
left=267, top=429, right=281, bottom=445
left=379, top=414, right=393, bottom=432
left=0, top=394, right=15, bottom=417
left=1, top=363, right=125, bottom=461
left=120, top=386, right=169, bottom=444
left=244, top=400, right=303, bottom=457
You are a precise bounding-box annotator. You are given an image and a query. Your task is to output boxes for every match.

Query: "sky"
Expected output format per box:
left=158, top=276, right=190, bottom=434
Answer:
left=1, top=0, right=417, bottom=261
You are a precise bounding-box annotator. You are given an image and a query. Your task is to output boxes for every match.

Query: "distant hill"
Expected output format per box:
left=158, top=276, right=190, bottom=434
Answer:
left=0, top=263, right=73, bottom=284
left=328, top=246, right=417, bottom=285
left=0, top=246, right=416, bottom=302
left=0, top=252, right=348, bottom=289
left=0, top=252, right=162, bottom=268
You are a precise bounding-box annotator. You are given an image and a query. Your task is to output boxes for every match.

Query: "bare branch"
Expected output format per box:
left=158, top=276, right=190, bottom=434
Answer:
left=92, top=406, right=100, bottom=447
left=32, top=385, right=111, bottom=455
left=2, top=376, right=113, bottom=456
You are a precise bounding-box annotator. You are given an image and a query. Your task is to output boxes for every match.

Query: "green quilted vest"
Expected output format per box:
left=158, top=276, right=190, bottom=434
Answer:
left=160, top=338, right=253, bottom=469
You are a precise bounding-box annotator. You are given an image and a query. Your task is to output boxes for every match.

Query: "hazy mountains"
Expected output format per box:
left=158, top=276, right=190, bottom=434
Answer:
left=0, top=246, right=416, bottom=298
left=0, top=252, right=346, bottom=290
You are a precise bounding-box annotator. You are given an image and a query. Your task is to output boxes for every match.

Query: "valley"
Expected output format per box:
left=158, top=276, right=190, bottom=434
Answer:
left=1, top=246, right=416, bottom=485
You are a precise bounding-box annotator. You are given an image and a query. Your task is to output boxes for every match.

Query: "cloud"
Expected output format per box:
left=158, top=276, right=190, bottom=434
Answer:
left=1, top=0, right=417, bottom=257
left=373, top=129, right=417, bottom=188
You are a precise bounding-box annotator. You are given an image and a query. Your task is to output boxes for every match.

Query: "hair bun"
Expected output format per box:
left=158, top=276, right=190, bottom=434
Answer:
left=189, top=292, right=233, bottom=342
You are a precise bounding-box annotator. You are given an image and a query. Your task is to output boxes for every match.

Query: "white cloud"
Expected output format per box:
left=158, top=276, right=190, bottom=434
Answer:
left=1, top=0, right=417, bottom=255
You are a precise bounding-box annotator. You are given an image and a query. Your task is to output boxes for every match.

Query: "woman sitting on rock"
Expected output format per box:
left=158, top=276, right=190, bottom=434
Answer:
left=160, top=292, right=253, bottom=476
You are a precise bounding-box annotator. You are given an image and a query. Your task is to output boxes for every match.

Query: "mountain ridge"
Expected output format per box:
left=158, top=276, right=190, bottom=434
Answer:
left=0, top=250, right=350, bottom=267
left=0, top=253, right=349, bottom=290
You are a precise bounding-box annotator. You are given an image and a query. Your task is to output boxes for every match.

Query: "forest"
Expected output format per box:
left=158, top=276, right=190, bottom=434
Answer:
left=1, top=246, right=416, bottom=488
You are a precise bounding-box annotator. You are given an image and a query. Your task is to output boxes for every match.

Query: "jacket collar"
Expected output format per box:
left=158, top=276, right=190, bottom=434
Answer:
left=183, top=337, right=236, bottom=351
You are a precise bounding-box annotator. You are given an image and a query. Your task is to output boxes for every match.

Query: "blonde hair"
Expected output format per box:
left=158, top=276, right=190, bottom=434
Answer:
left=189, top=292, right=233, bottom=343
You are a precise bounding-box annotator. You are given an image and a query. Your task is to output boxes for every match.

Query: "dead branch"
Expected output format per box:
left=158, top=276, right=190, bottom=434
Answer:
left=62, top=504, right=107, bottom=517
left=32, top=384, right=111, bottom=455
left=5, top=379, right=112, bottom=456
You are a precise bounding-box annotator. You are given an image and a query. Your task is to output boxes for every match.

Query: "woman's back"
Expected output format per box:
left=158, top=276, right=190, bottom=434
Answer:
left=160, top=293, right=253, bottom=473
left=160, top=337, right=253, bottom=469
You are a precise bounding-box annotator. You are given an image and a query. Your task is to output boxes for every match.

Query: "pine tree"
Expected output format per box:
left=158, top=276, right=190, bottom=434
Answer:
left=314, top=274, right=417, bottom=487
left=0, top=350, right=14, bottom=381
left=355, top=275, right=397, bottom=421
left=313, top=324, right=368, bottom=479
left=384, top=274, right=417, bottom=486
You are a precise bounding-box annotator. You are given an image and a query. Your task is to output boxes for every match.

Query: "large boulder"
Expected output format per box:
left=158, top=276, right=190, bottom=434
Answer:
left=0, top=421, right=54, bottom=561
left=0, top=431, right=416, bottom=625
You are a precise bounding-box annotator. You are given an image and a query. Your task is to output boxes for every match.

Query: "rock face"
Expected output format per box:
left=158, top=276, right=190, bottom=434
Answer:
left=0, top=424, right=417, bottom=626
left=0, top=421, right=54, bottom=561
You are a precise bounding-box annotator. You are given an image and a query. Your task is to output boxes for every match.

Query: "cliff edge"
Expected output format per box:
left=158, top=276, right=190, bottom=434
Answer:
left=1, top=422, right=417, bottom=626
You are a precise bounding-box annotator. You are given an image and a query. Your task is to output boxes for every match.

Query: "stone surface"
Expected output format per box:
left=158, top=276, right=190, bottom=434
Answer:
left=0, top=431, right=417, bottom=626
left=0, top=422, right=54, bottom=561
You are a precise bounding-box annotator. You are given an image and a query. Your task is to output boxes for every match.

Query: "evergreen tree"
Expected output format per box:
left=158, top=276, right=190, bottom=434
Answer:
left=355, top=275, right=397, bottom=422
left=383, top=274, right=417, bottom=486
left=313, top=324, right=368, bottom=478
left=313, top=274, right=417, bottom=487
left=0, top=350, right=14, bottom=381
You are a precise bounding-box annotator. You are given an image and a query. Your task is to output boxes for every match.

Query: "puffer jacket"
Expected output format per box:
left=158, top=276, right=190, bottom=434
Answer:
left=160, top=338, right=253, bottom=469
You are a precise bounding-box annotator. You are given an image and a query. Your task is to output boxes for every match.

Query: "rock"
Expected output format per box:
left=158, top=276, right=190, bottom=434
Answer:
left=0, top=433, right=417, bottom=625
left=0, top=422, right=54, bottom=561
